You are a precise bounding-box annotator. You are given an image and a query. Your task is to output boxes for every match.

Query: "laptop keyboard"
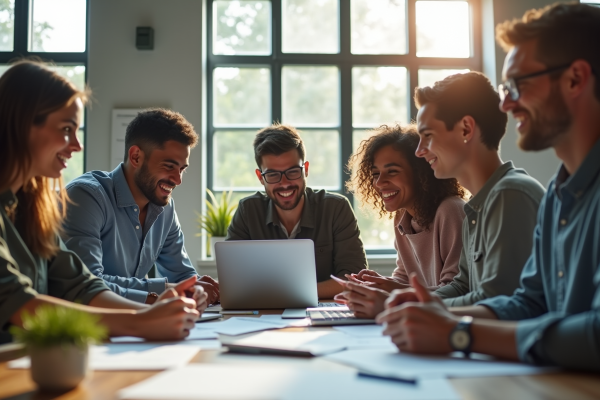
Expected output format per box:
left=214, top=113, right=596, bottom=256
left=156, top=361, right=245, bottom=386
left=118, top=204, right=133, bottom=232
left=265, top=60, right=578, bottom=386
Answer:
left=317, top=302, right=345, bottom=307
left=308, top=309, right=357, bottom=321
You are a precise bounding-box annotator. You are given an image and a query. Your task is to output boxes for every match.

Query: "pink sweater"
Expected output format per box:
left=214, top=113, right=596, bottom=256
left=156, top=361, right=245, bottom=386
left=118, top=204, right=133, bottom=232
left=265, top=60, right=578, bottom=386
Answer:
left=392, top=196, right=466, bottom=290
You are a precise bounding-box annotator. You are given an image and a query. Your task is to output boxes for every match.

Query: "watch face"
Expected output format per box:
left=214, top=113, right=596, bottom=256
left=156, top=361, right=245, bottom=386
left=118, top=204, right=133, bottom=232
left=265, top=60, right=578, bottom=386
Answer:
left=451, top=330, right=470, bottom=350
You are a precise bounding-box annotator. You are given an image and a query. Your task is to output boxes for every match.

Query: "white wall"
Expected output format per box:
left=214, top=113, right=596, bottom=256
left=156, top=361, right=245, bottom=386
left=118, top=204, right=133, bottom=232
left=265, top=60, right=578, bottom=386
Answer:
left=87, top=0, right=204, bottom=264
left=86, top=0, right=564, bottom=268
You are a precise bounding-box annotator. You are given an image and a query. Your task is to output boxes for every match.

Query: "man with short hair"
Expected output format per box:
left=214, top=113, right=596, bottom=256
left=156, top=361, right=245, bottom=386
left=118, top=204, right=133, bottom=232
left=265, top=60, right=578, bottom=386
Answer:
left=377, top=3, right=600, bottom=371
left=63, top=108, right=218, bottom=308
left=226, top=123, right=367, bottom=298
left=414, top=71, right=545, bottom=306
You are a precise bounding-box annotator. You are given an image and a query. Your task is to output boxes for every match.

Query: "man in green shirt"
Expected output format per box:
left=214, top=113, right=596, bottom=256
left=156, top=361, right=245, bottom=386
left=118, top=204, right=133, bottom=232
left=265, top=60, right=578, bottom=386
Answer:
left=415, top=72, right=546, bottom=306
left=226, top=124, right=367, bottom=298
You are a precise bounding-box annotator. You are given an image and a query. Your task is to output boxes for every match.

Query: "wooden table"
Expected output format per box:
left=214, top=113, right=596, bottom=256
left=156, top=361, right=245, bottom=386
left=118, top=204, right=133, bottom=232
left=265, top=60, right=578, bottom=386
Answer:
left=1, top=311, right=599, bottom=400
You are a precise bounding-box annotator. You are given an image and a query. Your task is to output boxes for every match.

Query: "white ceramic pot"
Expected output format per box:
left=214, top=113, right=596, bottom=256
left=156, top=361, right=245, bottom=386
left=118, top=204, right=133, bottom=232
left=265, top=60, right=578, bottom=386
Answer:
left=30, top=344, right=89, bottom=391
left=210, top=236, right=226, bottom=258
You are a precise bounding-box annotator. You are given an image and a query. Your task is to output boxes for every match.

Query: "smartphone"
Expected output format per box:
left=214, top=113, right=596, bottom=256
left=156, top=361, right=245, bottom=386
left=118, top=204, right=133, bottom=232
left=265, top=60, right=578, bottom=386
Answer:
left=330, top=274, right=349, bottom=287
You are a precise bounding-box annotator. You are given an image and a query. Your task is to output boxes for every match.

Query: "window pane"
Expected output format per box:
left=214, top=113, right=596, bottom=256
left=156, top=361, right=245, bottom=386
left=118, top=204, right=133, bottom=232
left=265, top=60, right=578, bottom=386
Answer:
left=30, top=0, right=86, bottom=52
left=302, top=130, right=340, bottom=188
left=51, top=65, right=86, bottom=91
left=62, top=129, right=85, bottom=184
left=351, top=0, right=406, bottom=55
left=213, top=1, right=271, bottom=55
left=418, top=68, right=470, bottom=88
left=0, top=0, right=14, bottom=51
left=213, top=67, right=270, bottom=127
left=352, top=66, right=408, bottom=127
left=355, top=205, right=396, bottom=248
left=282, top=0, right=338, bottom=54
left=416, top=1, right=470, bottom=58
left=282, top=66, right=339, bottom=126
left=213, top=130, right=261, bottom=190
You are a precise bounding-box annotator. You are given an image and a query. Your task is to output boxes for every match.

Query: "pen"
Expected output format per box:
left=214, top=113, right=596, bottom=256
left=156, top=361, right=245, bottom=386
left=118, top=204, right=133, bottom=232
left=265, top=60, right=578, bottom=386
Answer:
left=357, top=371, right=417, bottom=385
left=220, top=311, right=259, bottom=315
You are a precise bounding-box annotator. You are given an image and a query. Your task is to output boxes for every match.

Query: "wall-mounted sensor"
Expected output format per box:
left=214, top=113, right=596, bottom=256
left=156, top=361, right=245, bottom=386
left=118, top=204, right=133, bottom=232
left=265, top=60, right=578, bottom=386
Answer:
left=136, top=27, right=154, bottom=50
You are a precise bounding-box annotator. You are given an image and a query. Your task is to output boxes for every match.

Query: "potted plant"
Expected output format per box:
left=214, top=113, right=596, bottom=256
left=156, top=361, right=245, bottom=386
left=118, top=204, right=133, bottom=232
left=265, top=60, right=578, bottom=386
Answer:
left=10, top=306, right=107, bottom=392
left=196, top=188, right=237, bottom=257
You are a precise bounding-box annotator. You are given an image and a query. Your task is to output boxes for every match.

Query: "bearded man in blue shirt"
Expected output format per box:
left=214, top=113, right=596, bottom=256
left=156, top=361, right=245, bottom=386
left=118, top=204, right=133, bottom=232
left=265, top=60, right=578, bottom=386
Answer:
left=377, top=3, right=600, bottom=372
left=63, top=108, right=219, bottom=308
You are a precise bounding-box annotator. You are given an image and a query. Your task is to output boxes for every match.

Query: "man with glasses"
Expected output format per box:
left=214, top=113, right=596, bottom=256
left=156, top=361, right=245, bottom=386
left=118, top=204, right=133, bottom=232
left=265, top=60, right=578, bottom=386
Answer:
left=377, top=3, right=600, bottom=372
left=226, top=123, right=367, bottom=298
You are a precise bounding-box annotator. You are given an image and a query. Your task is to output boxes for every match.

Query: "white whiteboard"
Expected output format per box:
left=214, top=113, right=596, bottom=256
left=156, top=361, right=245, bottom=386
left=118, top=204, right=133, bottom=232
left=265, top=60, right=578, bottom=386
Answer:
left=110, top=109, right=142, bottom=169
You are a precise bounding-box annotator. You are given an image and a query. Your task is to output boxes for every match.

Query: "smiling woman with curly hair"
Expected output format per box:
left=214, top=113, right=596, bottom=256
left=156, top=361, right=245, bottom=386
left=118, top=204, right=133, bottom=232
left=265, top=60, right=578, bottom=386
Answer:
left=336, top=123, right=467, bottom=318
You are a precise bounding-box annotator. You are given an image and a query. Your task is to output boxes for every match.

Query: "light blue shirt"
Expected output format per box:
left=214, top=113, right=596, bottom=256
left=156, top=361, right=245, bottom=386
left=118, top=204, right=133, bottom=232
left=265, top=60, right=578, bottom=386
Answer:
left=479, top=139, right=600, bottom=372
left=63, top=164, right=197, bottom=303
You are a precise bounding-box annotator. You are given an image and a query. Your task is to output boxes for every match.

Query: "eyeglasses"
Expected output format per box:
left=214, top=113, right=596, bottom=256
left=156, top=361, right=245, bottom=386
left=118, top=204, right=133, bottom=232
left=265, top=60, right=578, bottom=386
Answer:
left=498, top=63, right=571, bottom=102
left=260, top=165, right=304, bottom=184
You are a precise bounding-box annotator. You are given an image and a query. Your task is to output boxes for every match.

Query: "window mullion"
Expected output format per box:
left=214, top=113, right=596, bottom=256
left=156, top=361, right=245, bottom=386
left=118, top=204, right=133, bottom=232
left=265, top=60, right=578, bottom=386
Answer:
left=13, top=0, right=29, bottom=54
left=340, top=63, right=352, bottom=201
left=407, top=0, right=418, bottom=118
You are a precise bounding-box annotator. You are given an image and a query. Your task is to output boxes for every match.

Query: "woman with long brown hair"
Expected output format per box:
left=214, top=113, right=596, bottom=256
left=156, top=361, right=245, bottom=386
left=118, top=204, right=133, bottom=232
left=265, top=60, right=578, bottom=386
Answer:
left=337, top=124, right=466, bottom=318
left=0, top=60, right=205, bottom=343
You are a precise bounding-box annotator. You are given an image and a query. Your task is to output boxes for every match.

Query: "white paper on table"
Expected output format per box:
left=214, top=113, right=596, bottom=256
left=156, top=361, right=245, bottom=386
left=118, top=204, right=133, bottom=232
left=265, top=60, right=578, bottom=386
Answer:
left=9, top=343, right=202, bottom=371
left=333, top=324, right=385, bottom=337
left=325, top=348, right=557, bottom=379
left=221, top=331, right=347, bottom=355
left=257, top=314, right=311, bottom=327
left=192, top=317, right=289, bottom=336
left=118, top=364, right=460, bottom=400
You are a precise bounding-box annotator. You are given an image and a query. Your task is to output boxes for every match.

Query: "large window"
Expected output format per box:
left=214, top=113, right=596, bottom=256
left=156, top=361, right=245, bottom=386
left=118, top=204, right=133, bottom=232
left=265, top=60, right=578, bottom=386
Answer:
left=0, top=0, right=88, bottom=184
left=206, top=0, right=480, bottom=251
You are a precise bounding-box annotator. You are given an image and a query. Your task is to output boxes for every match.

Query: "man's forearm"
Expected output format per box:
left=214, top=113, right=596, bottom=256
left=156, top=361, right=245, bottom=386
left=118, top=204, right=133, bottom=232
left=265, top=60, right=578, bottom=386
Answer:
left=471, top=319, right=519, bottom=360
left=450, top=305, right=499, bottom=319
left=317, top=279, right=343, bottom=299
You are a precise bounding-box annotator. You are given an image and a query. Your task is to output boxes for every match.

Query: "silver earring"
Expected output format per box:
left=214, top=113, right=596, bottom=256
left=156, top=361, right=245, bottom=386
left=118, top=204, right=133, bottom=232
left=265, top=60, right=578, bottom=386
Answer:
left=464, top=139, right=467, bottom=143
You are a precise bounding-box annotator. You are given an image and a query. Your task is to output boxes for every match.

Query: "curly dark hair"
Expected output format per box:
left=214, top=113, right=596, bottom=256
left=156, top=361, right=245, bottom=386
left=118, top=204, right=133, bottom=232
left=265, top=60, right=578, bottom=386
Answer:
left=346, top=124, right=466, bottom=230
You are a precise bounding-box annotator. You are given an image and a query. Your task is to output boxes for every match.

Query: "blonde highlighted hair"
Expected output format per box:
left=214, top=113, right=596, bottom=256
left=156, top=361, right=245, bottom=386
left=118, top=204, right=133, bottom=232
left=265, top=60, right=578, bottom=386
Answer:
left=0, top=60, right=89, bottom=259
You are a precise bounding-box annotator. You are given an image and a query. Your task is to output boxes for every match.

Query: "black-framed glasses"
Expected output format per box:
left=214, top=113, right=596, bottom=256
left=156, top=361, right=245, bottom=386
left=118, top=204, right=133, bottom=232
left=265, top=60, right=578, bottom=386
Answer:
left=498, top=63, right=571, bottom=102
left=260, top=165, right=305, bottom=184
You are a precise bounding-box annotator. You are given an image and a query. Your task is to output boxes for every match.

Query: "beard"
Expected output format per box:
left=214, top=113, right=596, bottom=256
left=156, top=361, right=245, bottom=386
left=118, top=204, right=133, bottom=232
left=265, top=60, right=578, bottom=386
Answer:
left=134, top=162, right=174, bottom=207
left=517, top=82, right=572, bottom=151
left=266, top=180, right=306, bottom=211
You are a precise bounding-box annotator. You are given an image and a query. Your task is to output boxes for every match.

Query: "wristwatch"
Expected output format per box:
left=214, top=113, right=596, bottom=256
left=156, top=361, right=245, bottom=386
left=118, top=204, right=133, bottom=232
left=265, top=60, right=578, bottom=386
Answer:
left=449, top=316, right=473, bottom=356
left=145, top=292, right=159, bottom=304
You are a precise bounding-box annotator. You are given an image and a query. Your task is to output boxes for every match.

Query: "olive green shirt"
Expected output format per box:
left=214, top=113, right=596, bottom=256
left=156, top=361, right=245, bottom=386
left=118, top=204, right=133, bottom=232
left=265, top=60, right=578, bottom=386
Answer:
left=226, top=188, right=367, bottom=282
left=0, top=190, right=109, bottom=344
left=435, top=162, right=546, bottom=306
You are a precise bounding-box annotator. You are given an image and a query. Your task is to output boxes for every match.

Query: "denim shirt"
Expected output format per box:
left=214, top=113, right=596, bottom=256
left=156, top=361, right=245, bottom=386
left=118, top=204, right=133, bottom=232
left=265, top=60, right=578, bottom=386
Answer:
left=479, top=139, right=600, bottom=372
left=63, top=164, right=197, bottom=303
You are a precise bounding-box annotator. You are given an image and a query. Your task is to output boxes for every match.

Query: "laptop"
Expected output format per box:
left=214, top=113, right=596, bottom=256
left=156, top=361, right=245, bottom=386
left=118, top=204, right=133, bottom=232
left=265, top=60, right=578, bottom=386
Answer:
left=215, top=240, right=318, bottom=310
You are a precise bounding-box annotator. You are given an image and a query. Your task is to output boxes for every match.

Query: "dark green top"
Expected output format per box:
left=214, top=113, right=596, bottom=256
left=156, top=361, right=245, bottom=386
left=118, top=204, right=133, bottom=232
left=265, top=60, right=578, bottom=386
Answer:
left=435, top=162, right=546, bottom=306
left=0, top=190, right=109, bottom=344
left=225, top=188, right=367, bottom=282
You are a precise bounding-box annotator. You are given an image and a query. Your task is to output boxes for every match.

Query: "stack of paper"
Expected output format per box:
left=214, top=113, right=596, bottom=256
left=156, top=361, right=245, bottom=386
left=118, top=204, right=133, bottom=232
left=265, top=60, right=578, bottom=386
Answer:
left=118, top=364, right=460, bottom=400
left=9, top=343, right=203, bottom=371
left=326, top=348, right=556, bottom=379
